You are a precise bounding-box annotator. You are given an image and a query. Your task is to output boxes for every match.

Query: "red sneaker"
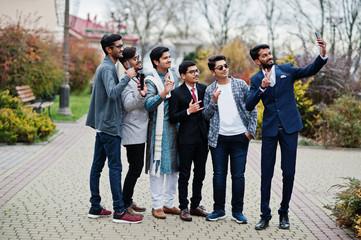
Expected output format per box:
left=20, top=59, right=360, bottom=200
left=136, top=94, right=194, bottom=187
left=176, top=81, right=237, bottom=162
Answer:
left=88, top=207, right=112, bottom=219
left=113, top=210, right=142, bottom=223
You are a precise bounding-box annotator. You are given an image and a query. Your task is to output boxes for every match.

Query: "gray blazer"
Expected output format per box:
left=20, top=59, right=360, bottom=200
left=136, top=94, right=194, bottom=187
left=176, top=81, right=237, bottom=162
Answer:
left=121, top=75, right=149, bottom=145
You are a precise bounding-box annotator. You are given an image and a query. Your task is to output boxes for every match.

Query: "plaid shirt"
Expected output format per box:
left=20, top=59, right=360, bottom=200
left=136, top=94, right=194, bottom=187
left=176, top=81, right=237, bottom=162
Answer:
left=202, top=77, right=258, bottom=148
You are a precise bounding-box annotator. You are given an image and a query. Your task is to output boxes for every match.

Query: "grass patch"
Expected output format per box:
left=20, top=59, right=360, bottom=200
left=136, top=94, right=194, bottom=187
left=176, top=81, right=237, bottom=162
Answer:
left=50, top=88, right=91, bottom=122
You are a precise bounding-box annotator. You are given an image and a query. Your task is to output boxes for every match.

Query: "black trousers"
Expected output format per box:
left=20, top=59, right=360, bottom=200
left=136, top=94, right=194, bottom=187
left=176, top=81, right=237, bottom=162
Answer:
left=178, top=141, right=208, bottom=210
left=122, top=143, right=145, bottom=208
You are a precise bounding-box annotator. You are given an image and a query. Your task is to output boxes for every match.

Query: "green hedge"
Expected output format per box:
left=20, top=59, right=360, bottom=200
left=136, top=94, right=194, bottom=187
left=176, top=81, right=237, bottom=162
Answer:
left=0, top=90, right=56, bottom=144
left=316, top=95, right=361, bottom=148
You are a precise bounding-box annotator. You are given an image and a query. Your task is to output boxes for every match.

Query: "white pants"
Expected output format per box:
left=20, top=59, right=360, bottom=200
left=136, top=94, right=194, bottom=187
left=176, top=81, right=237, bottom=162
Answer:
left=149, top=172, right=179, bottom=209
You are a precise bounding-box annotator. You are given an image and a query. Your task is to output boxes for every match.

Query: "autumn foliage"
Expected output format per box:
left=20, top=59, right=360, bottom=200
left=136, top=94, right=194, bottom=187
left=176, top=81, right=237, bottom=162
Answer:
left=68, top=39, right=100, bottom=92
left=0, top=19, right=64, bottom=98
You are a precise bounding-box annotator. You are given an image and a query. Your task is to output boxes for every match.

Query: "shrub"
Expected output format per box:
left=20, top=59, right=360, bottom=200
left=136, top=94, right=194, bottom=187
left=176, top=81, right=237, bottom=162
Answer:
left=0, top=17, right=64, bottom=98
left=255, top=101, right=264, bottom=139
left=0, top=90, right=56, bottom=144
left=294, top=79, right=317, bottom=138
left=328, top=177, right=361, bottom=238
left=316, top=95, right=361, bottom=148
left=68, top=39, right=100, bottom=92
left=195, top=39, right=257, bottom=85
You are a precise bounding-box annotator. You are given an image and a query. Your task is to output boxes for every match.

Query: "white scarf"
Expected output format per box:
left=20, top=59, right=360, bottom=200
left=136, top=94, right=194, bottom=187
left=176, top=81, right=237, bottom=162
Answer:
left=145, top=68, right=175, bottom=177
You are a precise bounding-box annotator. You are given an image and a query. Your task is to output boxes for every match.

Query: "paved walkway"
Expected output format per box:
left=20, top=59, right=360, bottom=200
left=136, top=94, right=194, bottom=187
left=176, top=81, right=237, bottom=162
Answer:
left=0, top=117, right=360, bottom=240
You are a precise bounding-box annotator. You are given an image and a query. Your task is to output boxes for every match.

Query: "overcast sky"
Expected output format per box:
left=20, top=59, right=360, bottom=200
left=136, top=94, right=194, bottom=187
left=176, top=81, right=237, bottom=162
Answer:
left=77, top=0, right=110, bottom=23
left=74, top=0, right=324, bottom=55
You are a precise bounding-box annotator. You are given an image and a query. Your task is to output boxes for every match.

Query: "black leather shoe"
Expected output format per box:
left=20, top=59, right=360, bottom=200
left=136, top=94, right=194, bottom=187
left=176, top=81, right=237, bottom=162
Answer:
left=279, top=213, right=290, bottom=229
left=255, top=218, right=269, bottom=230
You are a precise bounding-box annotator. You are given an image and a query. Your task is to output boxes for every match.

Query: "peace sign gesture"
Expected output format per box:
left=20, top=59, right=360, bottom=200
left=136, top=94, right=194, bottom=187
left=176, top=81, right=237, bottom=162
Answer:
left=261, top=69, right=272, bottom=89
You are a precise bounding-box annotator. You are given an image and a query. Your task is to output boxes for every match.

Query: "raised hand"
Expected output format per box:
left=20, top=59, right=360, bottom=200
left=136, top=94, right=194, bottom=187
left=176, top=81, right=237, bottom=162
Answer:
left=316, top=38, right=327, bottom=57
left=188, top=99, right=204, bottom=114
left=261, top=69, right=272, bottom=89
left=212, top=86, right=221, bottom=103
left=164, top=78, right=174, bottom=94
left=126, top=67, right=137, bottom=79
left=134, top=78, right=147, bottom=97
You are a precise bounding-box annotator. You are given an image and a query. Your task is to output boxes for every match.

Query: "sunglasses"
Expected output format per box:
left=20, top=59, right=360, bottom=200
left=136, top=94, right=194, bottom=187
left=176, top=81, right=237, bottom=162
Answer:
left=186, top=69, right=200, bottom=75
left=215, top=63, right=229, bottom=71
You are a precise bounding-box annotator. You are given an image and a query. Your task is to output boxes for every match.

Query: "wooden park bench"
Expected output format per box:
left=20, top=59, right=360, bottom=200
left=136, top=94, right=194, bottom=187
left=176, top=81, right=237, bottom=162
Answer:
left=15, top=85, right=54, bottom=119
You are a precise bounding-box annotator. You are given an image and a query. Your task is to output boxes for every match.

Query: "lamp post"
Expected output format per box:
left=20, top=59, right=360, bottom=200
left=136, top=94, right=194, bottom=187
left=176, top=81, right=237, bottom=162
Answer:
left=110, top=8, right=130, bottom=34
left=326, top=17, right=343, bottom=56
left=57, top=0, right=72, bottom=116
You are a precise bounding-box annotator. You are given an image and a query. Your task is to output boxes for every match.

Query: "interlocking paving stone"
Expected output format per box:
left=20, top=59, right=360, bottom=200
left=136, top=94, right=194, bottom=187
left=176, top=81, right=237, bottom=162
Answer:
left=0, top=118, right=359, bottom=239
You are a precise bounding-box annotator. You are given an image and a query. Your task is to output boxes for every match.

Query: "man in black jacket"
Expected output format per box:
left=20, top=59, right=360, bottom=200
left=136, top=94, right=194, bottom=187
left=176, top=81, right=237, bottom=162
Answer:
left=169, top=60, right=210, bottom=221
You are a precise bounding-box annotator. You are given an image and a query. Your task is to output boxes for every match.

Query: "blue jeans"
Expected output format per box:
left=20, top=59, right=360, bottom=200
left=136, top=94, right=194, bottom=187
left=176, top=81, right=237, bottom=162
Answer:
left=210, top=133, right=249, bottom=213
left=90, top=132, right=124, bottom=213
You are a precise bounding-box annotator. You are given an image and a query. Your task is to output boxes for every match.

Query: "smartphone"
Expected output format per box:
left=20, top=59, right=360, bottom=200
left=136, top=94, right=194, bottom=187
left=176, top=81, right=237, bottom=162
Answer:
left=315, top=32, right=321, bottom=39
left=138, top=73, right=145, bottom=90
left=126, top=61, right=131, bottom=69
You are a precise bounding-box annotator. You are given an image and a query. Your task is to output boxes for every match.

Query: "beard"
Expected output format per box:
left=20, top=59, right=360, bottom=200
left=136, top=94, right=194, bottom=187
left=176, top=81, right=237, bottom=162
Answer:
left=260, top=59, right=274, bottom=69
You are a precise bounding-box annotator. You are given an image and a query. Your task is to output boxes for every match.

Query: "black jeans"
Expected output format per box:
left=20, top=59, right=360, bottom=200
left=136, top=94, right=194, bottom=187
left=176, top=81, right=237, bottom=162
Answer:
left=122, top=143, right=145, bottom=208
left=178, top=140, right=208, bottom=210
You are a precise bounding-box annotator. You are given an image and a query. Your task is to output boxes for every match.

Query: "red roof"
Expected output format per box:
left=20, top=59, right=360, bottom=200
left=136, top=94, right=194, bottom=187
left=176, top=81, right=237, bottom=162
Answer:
left=69, top=14, right=138, bottom=44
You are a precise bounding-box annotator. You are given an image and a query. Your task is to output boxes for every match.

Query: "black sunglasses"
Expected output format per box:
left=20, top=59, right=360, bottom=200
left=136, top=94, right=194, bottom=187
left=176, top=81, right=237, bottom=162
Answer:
left=215, top=63, right=229, bottom=71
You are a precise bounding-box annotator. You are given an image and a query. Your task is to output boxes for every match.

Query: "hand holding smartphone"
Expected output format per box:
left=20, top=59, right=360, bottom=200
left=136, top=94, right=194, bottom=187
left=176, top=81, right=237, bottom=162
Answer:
left=138, top=72, right=145, bottom=90
left=126, top=61, right=131, bottom=69
left=315, top=32, right=321, bottom=39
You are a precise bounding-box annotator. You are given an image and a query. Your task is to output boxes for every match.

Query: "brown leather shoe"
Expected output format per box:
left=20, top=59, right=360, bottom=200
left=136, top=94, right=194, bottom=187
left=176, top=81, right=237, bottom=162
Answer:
left=131, top=202, right=146, bottom=212
left=163, top=206, right=181, bottom=215
left=126, top=207, right=144, bottom=218
left=152, top=208, right=166, bottom=219
left=180, top=208, right=192, bottom=221
left=190, top=205, right=210, bottom=217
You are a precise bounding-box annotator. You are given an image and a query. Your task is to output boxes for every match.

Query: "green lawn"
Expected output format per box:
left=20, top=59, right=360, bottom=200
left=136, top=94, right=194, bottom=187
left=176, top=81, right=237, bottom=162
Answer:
left=50, top=91, right=91, bottom=122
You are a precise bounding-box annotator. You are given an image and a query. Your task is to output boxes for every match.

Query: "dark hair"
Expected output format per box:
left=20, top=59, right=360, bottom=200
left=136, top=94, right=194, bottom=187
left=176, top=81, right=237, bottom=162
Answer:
left=100, top=34, right=122, bottom=55
left=250, top=44, right=270, bottom=60
left=150, top=46, right=169, bottom=69
left=208, top=54, right=226, bottom=71
left=119, top=47, right=137, bottom=64
left=178, top=60, right=196, bottom=75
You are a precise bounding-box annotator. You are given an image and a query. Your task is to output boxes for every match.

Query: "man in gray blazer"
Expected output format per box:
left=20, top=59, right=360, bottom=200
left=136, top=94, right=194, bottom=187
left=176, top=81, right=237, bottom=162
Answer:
left=119, top=47, right=148, bottom=218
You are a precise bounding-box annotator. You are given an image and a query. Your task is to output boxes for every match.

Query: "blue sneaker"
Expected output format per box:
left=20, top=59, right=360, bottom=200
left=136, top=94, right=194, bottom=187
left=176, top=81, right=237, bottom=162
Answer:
left=231, top=212, right=247, bottom=224
left=206, top=210, right=226, bottom=221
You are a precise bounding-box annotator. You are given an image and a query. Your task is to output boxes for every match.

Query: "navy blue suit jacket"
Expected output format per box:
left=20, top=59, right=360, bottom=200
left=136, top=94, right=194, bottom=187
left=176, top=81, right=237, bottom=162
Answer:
left=246, top=56, right=327, bottom=137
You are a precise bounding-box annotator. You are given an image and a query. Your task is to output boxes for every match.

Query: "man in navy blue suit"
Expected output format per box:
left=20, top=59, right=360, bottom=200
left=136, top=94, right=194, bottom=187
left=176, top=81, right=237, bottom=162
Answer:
left=246, top=37, right=327, bottom=230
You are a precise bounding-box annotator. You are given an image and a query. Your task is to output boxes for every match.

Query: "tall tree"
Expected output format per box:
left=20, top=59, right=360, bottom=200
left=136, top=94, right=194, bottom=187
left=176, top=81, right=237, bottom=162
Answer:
left=257, top=0, right=282, bottom=59
left=196, top=0, right=249, bottom=49
left=170, top=0, right=197, bottom=39
left=111, top=0, right=177, bottom=59
left=340, top=0, right=361, bottom=79
left=286, top=0, right=328, bottom=55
